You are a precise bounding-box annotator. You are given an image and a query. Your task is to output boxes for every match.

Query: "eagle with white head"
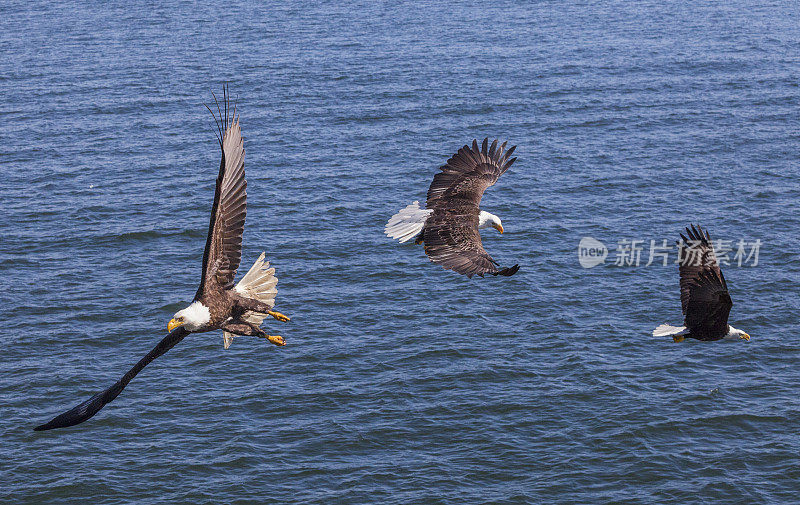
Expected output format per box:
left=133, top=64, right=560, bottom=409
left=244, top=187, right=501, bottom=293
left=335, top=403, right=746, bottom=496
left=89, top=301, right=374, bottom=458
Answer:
left=35, top=86, right=290, bottom=431
left=385, top=138, right=519, bottom=278
left=653, top=225, right=750, bottom=343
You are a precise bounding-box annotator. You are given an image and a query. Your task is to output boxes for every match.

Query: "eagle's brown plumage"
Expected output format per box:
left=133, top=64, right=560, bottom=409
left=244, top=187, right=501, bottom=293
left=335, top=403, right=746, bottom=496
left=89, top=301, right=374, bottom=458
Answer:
left=191, top=89, right=252, bottom=330
left=678, top=224, right=733, bottom=341
left=196, top=101, right=247, bottom=296
left=422, top=138, right=519, bottom=278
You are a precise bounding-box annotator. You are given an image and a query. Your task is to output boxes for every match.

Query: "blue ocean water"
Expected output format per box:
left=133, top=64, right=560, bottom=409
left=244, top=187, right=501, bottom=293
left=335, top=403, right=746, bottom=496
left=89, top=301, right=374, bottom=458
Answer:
left=1, top=1, right=799, bottom=503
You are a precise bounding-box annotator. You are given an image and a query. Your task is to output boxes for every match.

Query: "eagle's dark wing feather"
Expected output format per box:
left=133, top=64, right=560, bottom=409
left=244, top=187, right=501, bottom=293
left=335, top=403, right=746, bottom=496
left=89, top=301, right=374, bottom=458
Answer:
left=423, top=206, right=519, bottom=278
left=678, top=224, right=732, bottom=339
left=426, top=138, right=516, bottom=209
left=196, top=86, right=247, bottom=297
left=34, top=327, right=190, bottom=431
left=422, top=138, right=518, bottom=278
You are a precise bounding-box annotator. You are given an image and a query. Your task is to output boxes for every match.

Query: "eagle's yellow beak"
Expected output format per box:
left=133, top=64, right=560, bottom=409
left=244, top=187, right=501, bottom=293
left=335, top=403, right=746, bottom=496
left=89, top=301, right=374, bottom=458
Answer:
left=741, top=333, right=751, bottom=341
left=167, top=318, right=184, bottom=332
left=493, top=223, right=504, bottom=234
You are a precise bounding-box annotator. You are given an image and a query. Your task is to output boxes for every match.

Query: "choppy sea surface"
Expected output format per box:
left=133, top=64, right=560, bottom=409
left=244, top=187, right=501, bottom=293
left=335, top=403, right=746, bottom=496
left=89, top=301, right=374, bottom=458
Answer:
left=2, top=1, right=799, bottom=503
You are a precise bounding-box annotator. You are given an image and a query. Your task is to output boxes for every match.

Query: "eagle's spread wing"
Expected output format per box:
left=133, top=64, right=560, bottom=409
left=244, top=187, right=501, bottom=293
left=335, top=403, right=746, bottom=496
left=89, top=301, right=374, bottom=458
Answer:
left=34, top=327, right=190, bottom=431
left=196, top=86, right=247, bottom=297
left=422, top=138, right=519, bottom=278
left=678, top=224, right=732, bottom=338
left=426, top=138, right=515, bottom=210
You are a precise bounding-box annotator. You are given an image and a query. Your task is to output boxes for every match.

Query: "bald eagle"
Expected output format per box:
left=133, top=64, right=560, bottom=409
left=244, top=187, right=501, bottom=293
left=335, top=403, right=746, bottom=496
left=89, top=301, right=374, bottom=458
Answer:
left=385, top=138, right=520, bottom=278
left=34, top=87, right=290, bottom=431
left=652, top=225, right=750, bottom=343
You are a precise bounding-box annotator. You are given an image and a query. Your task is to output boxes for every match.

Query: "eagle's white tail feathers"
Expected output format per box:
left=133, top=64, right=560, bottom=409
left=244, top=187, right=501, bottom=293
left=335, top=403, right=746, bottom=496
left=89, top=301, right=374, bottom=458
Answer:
left=385, top=201, right=432, bottom=243
left=652, top=324, right=688, bottom=338
left=223, top=252, right=278, bottom=349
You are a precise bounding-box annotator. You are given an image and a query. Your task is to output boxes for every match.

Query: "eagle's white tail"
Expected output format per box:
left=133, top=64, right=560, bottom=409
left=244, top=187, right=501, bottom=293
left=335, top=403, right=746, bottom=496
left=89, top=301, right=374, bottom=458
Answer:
left=385, top=201, right=433, bottom=243
left=223, top=252, right=278, bottom=349
left=652, top=324, right=688, bottom=338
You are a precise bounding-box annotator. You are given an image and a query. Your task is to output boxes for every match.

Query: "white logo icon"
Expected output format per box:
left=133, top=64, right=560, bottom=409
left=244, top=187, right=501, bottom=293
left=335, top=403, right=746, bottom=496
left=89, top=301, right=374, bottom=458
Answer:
left=578, top=237, right=607, bottom=268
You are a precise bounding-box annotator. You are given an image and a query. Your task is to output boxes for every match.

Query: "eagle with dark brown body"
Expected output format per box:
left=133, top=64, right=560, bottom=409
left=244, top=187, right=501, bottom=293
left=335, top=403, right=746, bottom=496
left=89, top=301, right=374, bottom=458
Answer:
left=385, top=138, right=520, bottom=278
left=34, top=87, right=290, bottom=431
left=652, top=225, right=750, bottom=343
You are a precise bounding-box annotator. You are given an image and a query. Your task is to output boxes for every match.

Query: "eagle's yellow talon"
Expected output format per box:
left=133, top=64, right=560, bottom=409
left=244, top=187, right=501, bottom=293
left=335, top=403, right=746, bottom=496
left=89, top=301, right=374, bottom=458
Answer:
left=268, top=310, right=290, bottom=322
left=266, top=335, right=285, bottom=346
left=673, top=335, right=685, bottom=343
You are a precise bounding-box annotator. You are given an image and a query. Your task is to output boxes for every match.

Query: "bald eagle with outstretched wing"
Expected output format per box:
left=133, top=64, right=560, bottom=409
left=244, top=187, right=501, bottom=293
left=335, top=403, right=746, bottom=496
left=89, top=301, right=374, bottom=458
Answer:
left=34, top=86, right=290, bottom=431
left=385, top=138, right=520, bottom=278
left=652, top=225, right=750, bottom=343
